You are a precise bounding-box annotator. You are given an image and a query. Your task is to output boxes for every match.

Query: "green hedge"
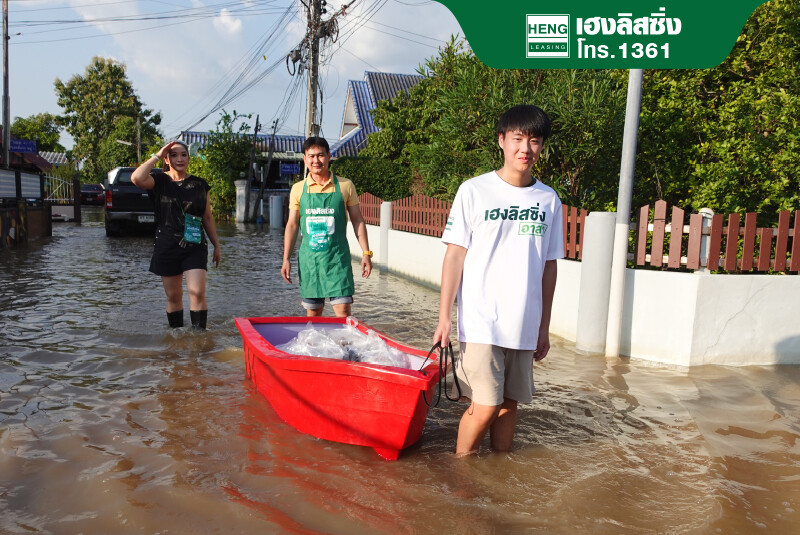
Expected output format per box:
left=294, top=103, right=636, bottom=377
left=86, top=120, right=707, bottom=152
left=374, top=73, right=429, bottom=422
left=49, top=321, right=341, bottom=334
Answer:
left=331, top=156, right=412, bottom=201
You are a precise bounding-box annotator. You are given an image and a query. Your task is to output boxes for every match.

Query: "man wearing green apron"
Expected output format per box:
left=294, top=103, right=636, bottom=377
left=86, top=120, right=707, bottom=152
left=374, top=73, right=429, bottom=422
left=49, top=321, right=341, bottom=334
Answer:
left=281, top=137, right=373, bottom=317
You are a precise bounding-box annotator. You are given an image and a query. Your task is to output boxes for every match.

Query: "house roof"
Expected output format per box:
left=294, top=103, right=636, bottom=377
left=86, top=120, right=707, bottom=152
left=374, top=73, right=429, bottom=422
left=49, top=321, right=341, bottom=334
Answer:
left=365, top=71, right=424, bottom=103
left=178, top=131, right=305, bottom=154
left=330, top=71, right=423, bottom=158
left=176, top=71, right=423, bottom=161
left=0, top=127, right=54, bottom=172
left=40, top=151, right=70, bottom=166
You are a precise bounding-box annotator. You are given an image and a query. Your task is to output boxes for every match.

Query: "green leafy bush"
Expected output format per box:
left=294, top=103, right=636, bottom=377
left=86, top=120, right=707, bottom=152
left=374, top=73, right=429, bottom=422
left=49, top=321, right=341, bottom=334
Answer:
left=331, top=156, right=411, bottom=201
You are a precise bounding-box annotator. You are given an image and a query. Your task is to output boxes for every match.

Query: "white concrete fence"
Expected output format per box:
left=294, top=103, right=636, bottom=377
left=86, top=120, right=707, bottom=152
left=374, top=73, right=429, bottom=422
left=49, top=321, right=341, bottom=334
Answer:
left=234, top=180, right=289, bottom=226
left=344, top=202, right=800, bottom=368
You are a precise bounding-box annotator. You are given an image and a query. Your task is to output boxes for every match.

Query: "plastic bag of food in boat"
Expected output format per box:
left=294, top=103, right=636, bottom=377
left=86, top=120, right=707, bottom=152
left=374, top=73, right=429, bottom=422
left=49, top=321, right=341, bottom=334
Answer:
left=276, top=323, right=347, bottom=359
left=332, top=318, right=412, bottom=368
left=355, top=330, right=411, bottom=368
left=277, top=320, right=413, bottom=369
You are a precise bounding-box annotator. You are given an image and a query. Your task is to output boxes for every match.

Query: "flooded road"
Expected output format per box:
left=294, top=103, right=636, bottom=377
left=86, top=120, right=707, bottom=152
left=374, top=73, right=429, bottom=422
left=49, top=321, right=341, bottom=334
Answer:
left=2, top=210, right=800, bottom=534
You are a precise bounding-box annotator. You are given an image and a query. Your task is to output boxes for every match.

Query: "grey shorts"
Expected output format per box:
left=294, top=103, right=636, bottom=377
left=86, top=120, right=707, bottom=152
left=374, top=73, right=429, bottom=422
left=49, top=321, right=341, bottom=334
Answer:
left=301, top=296, right=353, bottom=310
left=451, top=342, right=535, bottom=406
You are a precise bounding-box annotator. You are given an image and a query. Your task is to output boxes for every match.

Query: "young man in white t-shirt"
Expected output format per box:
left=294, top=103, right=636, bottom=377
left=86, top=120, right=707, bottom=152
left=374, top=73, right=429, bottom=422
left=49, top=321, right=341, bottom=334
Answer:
left=433, top=105, right=564, bottom=456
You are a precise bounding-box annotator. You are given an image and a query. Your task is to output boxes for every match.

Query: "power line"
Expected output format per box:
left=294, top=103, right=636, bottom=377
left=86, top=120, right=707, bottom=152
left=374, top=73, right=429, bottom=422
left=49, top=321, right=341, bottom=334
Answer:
left=9, top=0, right=290, bottom=43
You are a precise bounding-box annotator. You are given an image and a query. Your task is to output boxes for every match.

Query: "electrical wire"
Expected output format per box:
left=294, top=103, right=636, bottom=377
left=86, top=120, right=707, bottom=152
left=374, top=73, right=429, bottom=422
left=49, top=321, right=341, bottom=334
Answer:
left=10, top=0, right=290, bottom=43
left=170, top=3, right=301, bottom=134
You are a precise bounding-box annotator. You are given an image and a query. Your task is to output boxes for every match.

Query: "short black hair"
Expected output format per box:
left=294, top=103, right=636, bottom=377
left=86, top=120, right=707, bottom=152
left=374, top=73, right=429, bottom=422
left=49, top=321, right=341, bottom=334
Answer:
left=496, top=105, right=552, bottom=141
left=302, top=136, right=330, bottom=154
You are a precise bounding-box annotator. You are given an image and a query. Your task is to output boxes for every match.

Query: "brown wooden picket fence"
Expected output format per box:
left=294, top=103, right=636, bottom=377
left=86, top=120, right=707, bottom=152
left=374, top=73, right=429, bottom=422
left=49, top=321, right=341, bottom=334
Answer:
left=634, top=200, right=800, bottom=273
left=358, top=192, right=382, bottom=225
left=563, top=205, right=587, bottom=260
left=391, top=194, right=451, bottom=237
left=359, top=193, right=798, bottom=273
left=359, top=192, right=585, bottom=254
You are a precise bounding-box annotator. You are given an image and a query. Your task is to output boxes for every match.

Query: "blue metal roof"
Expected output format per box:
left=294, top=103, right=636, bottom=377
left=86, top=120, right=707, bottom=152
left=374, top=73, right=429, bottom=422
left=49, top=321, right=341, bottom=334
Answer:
left=330, top=71, right=423, bottom=158
left=364, top=71, right=424, bottom=103
left=40, top=151, right=70, bottom=166
left=180, top=71, right=423, bottom=160
left=178, top=131, right=305, bottom=153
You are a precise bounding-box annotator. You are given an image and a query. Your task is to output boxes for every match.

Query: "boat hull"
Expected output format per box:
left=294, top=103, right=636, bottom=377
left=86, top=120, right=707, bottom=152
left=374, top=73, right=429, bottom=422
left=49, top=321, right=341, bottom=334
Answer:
left=235, top=316, right=439, bottom=460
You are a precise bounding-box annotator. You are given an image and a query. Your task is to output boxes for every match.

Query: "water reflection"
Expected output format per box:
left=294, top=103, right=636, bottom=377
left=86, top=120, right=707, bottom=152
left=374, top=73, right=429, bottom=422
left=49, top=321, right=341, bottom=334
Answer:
left=1, top=218, right=799, bottom=533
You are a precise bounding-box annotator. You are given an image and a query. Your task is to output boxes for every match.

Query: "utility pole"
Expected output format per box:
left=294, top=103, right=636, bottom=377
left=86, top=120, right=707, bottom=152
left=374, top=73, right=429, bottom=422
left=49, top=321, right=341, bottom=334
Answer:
left=136, top=117, right=141, bottom=163
left=288, top=2, right=350, bottom=139
left=2, top=0, right=10, bottom=168
left=253, top=119, right=279, bottom=222
left=244, top=114, right=260, bottom=222
left=605, top=69, right=644, bottom=358
left=304, top=0, right=322, bottom=138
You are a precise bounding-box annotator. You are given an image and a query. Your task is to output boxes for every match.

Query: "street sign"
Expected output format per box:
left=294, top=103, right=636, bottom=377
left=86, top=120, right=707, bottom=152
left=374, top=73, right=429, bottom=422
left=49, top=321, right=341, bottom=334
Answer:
left=281, top=163, right=301, bottom=175
left=10, top=139, right=37, bottom=154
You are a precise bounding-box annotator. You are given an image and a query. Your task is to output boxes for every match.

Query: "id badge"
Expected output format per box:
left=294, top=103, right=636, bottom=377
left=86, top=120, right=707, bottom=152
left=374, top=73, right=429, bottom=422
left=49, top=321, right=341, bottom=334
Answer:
left=306, top=216, right=335, bottom=252
left=183, top=213, right=203, bottom=244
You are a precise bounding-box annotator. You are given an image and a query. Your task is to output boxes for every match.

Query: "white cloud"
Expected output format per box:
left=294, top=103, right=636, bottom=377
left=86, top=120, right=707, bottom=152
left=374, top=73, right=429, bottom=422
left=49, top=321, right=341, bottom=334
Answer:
left=213, top=9, right=243, bottom=35
left=11, top=1, right=463, bottom=145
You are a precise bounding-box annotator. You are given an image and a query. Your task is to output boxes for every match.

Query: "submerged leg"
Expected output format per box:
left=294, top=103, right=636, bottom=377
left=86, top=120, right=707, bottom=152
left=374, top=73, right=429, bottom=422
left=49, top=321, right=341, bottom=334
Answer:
left=456, top=401, right=502, bottom=456
left=167, top=310, right=184, bottom=328
left=190, top=309, right=208, bottom=329
left=161, top=274, right=183, bottom=313
left=489, top=398, right=518, bottom=452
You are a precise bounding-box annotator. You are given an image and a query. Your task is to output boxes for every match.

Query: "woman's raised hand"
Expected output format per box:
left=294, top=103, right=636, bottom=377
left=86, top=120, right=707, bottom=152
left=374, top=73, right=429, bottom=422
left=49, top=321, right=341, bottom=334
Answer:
left=156, top=140, right=181, bottom=160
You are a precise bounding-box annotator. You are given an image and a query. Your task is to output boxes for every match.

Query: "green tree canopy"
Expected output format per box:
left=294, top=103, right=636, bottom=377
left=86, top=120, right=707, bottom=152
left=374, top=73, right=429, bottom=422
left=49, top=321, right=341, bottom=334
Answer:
left=187, top=110, right=253, bottom=218
left=55, top=57, right=161, bottom=182
left=361, top=38, right=627, bottom=205
left=96, top=116, right=161, bottom=174
left=362, top=0, right=800, bottom=223
left=331, top=156, right=412, bottom=201
left=634, top=0, right=800, bottom=221
left=10, top=113, right=65, bottom=152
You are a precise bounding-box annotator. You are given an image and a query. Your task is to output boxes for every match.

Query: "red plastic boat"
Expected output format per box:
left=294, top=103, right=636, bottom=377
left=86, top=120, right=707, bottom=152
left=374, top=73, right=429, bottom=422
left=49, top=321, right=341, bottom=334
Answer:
left=235, top=316, right=440, bottom=460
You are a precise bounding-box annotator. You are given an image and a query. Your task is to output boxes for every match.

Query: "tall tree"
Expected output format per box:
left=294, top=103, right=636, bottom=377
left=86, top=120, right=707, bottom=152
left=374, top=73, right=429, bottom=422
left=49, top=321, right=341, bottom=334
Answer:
left=55, top=57, right=161, bottom=181
left=635, top=0, right=800, bottom=221
left=10, top=113, right=65, bottom=152
left=362, top=38, right=626, bottom=205
left=187, top=110, right=253, bottom=217
left=364, top=0, right=800, bottom=223
left=96, top=116, right=161, bottom=173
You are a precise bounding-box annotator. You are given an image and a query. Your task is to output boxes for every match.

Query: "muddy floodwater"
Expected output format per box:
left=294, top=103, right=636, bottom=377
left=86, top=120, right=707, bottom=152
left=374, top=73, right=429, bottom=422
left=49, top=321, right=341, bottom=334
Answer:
left=2, top=210, right=800, bottom=534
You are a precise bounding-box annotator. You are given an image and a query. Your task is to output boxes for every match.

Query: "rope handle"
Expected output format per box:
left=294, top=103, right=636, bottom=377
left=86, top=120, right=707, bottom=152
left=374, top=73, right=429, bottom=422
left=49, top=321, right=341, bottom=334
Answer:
left=421, top=341, right=462, bottom=408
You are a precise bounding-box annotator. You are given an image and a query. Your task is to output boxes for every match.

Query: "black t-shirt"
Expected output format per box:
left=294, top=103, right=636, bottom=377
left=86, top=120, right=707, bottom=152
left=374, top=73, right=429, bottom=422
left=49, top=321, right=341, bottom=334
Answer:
left=148, top=171, right=211, bottom=246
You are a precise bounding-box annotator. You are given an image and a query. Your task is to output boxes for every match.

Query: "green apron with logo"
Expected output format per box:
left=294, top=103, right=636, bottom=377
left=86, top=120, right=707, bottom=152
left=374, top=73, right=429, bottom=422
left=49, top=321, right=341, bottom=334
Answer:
left=298, top=173, right=355, bottom=299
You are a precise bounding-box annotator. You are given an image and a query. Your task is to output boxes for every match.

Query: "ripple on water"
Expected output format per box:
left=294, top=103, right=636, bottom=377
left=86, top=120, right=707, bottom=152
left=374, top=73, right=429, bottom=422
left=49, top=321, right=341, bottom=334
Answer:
left=2, top=222, right=800, bottom=534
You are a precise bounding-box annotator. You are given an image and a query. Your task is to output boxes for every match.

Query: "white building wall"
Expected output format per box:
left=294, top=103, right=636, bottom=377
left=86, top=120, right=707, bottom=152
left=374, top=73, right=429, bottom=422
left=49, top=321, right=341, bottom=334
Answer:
left=690, top=274, right=800, bottom=366
left=382, top=230, right=446, bottom=288
left=346, top=222, right=382, bottom=262
left=620, top=269, right=699, bottom=367
left=551, top=259, right=581, bottom=342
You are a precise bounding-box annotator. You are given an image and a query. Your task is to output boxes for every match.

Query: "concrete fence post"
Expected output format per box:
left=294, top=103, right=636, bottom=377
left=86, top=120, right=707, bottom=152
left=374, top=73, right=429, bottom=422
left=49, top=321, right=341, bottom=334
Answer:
left=576, top=212, right=616, bottom=354
left=697, top=207, right=714, bottom=273
left=234, top=179, right=247, bottom=222
left=269, top=195, right=284, bottom=228
left=378, top=201, right=392, bottom=270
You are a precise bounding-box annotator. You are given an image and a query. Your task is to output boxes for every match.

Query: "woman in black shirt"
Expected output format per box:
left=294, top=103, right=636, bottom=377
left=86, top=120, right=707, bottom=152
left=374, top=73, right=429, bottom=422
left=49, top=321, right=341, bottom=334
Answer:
left=132, top=140, right=221, bottom=329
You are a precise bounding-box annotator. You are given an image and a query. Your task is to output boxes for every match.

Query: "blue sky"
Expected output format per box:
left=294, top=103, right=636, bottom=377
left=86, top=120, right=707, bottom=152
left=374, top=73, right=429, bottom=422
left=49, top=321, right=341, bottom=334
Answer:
left=8, top=0, right=463, bottom=149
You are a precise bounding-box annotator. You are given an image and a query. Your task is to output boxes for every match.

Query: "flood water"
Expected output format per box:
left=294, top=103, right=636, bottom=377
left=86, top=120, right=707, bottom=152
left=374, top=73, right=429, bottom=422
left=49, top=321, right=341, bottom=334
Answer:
left=2, top=209, right=800, bottom=534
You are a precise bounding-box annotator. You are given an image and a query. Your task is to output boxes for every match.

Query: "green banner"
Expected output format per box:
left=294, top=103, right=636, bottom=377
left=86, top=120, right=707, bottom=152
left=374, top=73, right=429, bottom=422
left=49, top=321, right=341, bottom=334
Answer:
left=434, top=1, right=770, bottom=68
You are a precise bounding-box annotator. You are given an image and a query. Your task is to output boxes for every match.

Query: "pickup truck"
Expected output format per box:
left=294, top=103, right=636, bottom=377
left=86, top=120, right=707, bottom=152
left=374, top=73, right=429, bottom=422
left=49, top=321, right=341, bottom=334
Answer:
left=104, top=167, right=157, bottom=237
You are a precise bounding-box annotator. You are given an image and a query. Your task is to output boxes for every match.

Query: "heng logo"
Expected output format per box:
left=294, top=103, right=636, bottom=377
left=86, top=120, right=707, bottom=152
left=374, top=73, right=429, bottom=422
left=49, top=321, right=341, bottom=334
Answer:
left=526, top=15, right=570, bottom=58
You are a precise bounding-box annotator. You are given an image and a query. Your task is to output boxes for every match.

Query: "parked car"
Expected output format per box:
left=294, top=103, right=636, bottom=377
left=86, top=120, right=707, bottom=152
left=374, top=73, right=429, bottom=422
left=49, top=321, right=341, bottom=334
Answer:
left=104, top=167, right=157, bottom=237
left=80, top=183, right=105, bottom=205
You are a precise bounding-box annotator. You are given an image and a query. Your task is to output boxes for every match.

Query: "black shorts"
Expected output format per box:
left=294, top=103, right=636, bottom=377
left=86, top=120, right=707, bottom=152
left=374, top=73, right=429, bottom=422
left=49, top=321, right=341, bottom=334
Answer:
left=149, top=240, right=208, bottom=276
